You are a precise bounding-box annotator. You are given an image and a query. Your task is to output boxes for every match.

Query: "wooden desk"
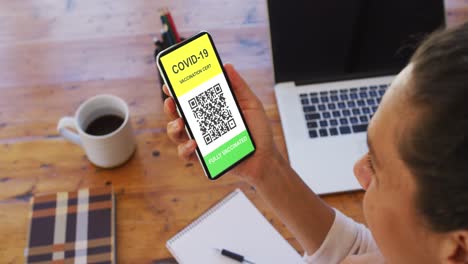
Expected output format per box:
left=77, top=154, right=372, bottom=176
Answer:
left=0, top=1, right=466, bottom=262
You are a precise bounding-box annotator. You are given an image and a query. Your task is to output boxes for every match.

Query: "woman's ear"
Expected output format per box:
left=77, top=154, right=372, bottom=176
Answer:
left=441, top=231, right=468, bottom=264
left=353, top=154, right=373, bottom=190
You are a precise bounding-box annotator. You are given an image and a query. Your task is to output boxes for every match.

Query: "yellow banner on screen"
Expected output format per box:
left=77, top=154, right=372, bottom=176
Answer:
left=160, top=33, right=223, bottom=97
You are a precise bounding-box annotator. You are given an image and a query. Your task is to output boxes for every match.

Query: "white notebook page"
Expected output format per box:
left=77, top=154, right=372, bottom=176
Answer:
left=166, top=189, right=303, bottom=263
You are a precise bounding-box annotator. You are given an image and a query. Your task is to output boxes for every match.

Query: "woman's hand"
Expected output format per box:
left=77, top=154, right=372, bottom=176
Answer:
left=163, top=63, right=279, bottom=185
left=164, top=64, right=335, bottom=256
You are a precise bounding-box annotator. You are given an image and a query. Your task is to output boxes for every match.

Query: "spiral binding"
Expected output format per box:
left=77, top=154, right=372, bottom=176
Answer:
left=166, top=189, right=241, bottom=247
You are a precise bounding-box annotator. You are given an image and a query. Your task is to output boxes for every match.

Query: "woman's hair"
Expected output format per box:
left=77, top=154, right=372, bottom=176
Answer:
left=401, top=22, right=468, bottom=232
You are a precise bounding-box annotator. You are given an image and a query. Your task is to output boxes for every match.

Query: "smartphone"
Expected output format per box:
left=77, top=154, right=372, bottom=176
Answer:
left=157, top=31, right=256, bottom=180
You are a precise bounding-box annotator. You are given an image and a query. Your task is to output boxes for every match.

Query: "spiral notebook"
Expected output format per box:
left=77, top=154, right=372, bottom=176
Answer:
left=166, top=189, right=303, bottom=263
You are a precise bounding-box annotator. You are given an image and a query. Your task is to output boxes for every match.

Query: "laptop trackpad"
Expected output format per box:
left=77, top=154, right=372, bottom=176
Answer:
left=289, top=135, right=365, bottom=194
left=355, top=138, right=368, bottom=157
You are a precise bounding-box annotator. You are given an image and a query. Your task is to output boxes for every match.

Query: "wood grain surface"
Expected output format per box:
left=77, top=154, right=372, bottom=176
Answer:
left=0, top=0, right=466, bottom=263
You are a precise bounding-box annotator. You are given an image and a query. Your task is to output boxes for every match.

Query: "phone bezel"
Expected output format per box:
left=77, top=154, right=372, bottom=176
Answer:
left=156, top=31, right=256, bottom=180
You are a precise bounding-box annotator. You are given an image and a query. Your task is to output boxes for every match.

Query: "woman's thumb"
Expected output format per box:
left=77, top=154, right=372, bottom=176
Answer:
left=224, top=64, right=257, bottom=103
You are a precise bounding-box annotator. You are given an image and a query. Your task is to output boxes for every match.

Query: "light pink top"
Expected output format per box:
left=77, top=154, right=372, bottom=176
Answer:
left=304, top=209, right=380, bottom=263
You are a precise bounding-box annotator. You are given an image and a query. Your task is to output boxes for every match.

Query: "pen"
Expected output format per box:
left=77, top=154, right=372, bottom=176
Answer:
left=160, top=13, right=177, bottom=45
left=214, top=248, right=255, bottom=264
left=166, top=11, right=181, bottom=43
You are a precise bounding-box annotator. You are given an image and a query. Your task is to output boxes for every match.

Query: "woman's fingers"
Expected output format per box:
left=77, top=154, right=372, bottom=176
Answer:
left=162, top=84, right=171, bottom=97
left=178, top=140, right=197, bottom=161
left=224, top=63, right=262, bottom=108
left=167, top=118, right=189, bottom=144
left=163, top=90, right=192, bottom=149
left=163, top=84, right=179, bottom=120
left=163, top=97, right=180, bottom=120
left=163, top=85, right=198, bottom=163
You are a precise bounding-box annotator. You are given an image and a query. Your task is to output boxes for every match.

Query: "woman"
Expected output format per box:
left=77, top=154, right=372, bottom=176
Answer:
left=163, top=22, right=468, bottom=263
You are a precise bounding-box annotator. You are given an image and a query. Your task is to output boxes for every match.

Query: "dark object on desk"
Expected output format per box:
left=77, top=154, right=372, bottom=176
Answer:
left=215, top=248, right=255, bottom=264
left=25, top=187, right=116, bottom=263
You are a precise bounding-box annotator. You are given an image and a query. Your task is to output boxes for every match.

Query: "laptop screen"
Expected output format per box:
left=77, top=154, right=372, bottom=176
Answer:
left=267, top=1, right=445, bottom=84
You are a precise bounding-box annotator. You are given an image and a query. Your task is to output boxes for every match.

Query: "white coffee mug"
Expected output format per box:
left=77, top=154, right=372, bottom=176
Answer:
left=57, top=94, right=136, bottom=168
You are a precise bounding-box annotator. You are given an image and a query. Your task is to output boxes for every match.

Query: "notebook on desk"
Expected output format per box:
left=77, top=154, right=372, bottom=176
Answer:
left=25, top=187, right=116, bottom=264
left=166, top=189, right=303, bottom=263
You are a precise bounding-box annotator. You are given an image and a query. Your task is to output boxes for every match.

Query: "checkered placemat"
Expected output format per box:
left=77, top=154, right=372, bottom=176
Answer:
left=25, top=187, right=115, bottom=264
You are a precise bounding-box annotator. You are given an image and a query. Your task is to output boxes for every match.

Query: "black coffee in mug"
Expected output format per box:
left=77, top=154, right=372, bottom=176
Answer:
left=85, top=114, right=124, bottom=136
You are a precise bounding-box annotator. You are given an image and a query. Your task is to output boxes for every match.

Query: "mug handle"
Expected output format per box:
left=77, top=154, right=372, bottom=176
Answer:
left=57, top=117, right=82, bottom=146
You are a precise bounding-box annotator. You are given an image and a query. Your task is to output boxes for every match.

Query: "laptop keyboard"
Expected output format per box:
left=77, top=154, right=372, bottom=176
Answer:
left=300, top=84, right=389, bottom=138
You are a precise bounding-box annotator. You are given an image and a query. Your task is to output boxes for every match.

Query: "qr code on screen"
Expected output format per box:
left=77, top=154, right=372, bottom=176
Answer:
left=189, top=83, right=236, bottom=145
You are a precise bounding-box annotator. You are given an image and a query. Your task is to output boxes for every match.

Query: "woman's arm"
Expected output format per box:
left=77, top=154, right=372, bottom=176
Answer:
left=163, top=64, right=334, bottom=254
left=251, top=146, right=335, bottom=254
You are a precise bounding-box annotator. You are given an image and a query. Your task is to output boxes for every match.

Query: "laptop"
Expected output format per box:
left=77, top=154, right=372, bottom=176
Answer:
left=267, top=0, right=445, bottom=194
